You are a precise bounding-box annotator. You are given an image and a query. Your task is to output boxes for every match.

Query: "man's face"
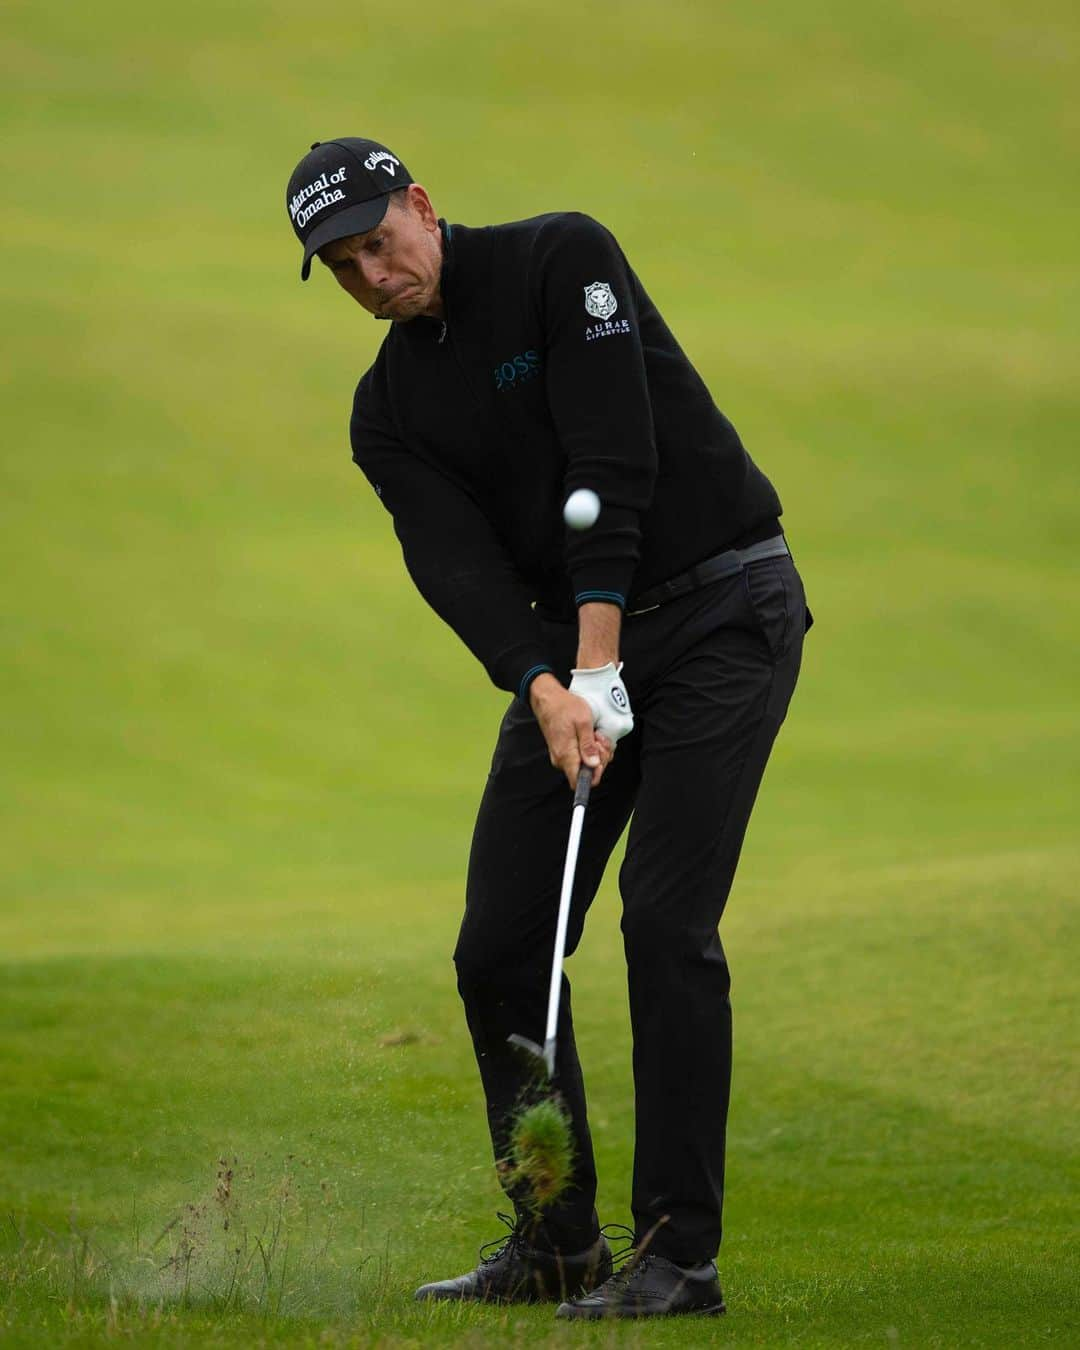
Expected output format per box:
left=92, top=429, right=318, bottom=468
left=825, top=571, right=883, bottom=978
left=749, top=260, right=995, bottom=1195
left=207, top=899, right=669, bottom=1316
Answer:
left=318, top=185, right=444, bottom=321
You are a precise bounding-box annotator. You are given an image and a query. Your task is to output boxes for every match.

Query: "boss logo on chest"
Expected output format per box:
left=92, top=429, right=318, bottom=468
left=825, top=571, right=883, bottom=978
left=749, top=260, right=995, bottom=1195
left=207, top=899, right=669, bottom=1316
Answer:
left=494, top=349, right=542, bottom=391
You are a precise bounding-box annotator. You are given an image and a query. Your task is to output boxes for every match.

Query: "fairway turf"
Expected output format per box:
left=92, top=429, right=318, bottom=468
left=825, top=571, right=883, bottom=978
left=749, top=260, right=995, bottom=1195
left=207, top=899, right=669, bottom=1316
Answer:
left=2, top=0, right=1079, bottom=1345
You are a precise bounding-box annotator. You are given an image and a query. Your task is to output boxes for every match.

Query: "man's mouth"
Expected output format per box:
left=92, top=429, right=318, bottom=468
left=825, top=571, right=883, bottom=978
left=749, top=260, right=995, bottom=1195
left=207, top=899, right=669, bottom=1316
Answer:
left=378, top=286, right=414, bottom=308
left=372, top=287, right=420, bottom=321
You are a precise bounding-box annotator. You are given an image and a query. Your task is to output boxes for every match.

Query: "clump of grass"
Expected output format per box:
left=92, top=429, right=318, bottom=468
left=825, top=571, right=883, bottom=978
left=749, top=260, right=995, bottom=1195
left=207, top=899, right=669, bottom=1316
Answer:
left=504, top=1096, right=575, bottom=1212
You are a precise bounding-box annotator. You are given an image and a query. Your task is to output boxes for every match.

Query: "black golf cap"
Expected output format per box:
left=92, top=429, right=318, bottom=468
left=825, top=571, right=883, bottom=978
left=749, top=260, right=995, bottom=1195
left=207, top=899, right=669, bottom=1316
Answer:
left=286, top=138, right=413, bottom=280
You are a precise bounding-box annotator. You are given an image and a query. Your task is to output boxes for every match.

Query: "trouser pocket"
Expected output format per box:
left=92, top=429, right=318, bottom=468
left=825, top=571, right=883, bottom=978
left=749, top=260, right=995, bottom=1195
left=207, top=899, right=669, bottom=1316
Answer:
left=742, top=558, right=803, bottom=660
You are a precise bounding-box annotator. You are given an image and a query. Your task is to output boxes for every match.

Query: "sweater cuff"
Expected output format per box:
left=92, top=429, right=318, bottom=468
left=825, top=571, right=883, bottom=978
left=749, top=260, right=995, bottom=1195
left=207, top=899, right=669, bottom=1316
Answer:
left=517, top=662, right=555, bottom=702
left=486, top=639, right=556, bottom=699
left=571, top=560, right=636, bottom=612
left=574, top=588, right=626, bottom=610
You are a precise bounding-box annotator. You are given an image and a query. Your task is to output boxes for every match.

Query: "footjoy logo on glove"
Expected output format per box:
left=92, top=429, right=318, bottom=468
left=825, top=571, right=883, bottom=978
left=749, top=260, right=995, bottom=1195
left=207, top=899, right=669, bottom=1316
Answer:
left=609, top=684, right=628, bottom=711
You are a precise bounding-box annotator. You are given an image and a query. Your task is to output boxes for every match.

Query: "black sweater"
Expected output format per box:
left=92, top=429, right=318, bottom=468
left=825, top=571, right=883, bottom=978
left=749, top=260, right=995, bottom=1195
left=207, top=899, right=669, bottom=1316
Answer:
left=350, top=212, right=783, bottom=698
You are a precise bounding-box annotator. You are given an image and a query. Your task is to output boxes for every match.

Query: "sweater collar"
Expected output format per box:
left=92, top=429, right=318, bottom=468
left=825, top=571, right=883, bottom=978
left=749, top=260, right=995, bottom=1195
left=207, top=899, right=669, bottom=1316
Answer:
left=396, top=219, right=489, bottom=340
left=436, top=219, right=491, bottom=326
left=437, top=218, right=454, bottom=319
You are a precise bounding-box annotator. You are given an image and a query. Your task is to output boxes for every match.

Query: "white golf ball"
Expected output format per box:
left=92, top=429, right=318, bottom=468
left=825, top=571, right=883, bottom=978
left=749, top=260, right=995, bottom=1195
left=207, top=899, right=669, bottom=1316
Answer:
left=564, top=488, right=601, bottom=530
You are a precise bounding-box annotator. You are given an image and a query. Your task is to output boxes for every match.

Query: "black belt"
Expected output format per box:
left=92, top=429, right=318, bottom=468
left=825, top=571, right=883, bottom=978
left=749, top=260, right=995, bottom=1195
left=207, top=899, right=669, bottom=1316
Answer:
left=626, top=535, right=790, bottom=616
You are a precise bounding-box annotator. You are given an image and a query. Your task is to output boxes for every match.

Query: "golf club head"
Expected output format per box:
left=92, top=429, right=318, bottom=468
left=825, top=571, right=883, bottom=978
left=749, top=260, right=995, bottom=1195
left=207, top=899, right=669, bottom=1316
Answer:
left=507, top=1032, right=553, bottom=1080
left=508, top=1032, right=543, bottom=1059
left=507, top=1032, right=559, bottom=1080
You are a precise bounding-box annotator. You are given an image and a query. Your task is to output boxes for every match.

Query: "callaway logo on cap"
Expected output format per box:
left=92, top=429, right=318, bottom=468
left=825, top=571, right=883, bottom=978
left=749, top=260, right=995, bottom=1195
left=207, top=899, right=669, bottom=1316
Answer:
left=285, top=137, right=414, bottom=280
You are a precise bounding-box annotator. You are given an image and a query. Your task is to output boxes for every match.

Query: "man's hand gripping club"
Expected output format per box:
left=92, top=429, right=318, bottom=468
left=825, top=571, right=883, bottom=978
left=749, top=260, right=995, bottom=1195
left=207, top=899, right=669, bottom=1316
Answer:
left=528, top=602, right=635, bottom=788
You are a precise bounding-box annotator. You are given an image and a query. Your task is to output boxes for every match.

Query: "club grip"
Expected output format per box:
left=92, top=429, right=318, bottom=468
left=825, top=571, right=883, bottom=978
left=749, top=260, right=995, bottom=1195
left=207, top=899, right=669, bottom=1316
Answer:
left=573, top=764, right=594, bottom=808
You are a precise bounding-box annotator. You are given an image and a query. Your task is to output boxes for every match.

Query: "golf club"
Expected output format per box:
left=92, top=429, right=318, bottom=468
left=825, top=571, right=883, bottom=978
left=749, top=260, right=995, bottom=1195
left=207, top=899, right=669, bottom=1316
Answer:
left=508, top=764, right=593, bottom=1078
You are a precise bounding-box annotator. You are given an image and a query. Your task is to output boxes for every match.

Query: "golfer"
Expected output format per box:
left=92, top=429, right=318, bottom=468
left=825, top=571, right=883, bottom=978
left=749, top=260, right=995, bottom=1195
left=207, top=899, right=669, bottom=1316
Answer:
left=285, top=137, right=810, bottom=1320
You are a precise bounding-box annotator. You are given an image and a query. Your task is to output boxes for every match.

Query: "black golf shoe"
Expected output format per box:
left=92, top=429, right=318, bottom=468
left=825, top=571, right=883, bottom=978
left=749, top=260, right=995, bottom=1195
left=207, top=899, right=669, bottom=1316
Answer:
left=414, top=1212, right=612, bottom=1304
left=556, top=1250, right=726, bottom=1319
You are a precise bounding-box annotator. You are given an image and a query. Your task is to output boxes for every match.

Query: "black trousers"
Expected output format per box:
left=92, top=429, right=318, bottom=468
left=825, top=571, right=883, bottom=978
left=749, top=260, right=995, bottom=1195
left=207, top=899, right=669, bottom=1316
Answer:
left=453, top=553, right=809, bottom=1266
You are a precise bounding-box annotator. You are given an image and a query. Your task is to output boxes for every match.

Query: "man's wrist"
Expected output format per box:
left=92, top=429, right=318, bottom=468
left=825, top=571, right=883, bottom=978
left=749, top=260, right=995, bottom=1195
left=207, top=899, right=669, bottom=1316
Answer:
left=575, top=648, right=621, bottom=669
left=528, top=671, right=563, bottom=714
left=576, top=600, right=622, bottom=669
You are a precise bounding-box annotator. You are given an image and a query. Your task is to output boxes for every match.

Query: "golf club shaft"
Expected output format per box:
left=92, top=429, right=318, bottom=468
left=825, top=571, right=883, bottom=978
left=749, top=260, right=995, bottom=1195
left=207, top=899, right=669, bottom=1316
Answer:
left=543, top=765, right=593, bottom=1053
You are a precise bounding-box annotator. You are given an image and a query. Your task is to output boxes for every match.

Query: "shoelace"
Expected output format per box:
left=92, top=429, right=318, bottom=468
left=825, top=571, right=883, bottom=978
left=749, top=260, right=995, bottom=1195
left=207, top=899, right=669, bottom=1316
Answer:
left=478, top=1211, right=530, bottom=1265
left=594, top=1224, right=661, bottom=1293
left=479, top=1215, right=647, bottom=1271
left=603, top=1253, right=659, bottom=1291
left=598, top=1221, right=636, bottom=1266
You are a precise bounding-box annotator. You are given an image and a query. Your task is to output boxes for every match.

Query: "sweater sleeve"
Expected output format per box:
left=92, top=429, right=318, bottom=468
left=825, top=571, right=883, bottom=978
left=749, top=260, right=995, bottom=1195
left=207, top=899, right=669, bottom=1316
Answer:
left=537, top=213, right=659, bottom=609
left=350, top=374, right=554, bottom=700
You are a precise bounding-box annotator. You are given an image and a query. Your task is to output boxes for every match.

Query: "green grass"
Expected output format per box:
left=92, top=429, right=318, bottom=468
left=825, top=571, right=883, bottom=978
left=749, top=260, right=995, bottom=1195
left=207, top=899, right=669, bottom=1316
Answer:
left=2, top=0, right=1078, bottom=1344
left=507, top=1097, right=577, bottom=1215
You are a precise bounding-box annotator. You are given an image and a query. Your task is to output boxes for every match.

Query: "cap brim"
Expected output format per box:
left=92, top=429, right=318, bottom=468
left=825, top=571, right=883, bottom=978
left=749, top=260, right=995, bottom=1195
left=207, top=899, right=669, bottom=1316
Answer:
left=300, top=195, right=392, bottom=279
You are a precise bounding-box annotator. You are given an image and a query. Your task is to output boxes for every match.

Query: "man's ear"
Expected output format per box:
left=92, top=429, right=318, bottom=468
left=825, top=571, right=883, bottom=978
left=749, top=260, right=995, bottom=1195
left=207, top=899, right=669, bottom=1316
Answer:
left=406, top=184, right=439, bottom=231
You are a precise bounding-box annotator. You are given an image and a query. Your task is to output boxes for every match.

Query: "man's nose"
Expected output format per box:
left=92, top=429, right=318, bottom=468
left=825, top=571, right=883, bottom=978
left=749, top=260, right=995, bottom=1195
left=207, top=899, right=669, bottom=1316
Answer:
left=356, top=254, right=389, bottom=291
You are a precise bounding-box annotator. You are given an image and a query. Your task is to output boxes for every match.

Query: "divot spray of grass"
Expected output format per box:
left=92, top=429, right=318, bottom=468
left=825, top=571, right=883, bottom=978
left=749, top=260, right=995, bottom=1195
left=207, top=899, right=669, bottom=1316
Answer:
left=500, top=1057, right=576, bottom=1213
left=506, top=1096, right=575, bottom=1211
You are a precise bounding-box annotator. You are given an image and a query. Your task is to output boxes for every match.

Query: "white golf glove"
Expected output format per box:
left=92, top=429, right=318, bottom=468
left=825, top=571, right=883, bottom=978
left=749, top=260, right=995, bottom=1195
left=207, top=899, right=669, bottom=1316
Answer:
left=569, top=662, right=635, bottom=744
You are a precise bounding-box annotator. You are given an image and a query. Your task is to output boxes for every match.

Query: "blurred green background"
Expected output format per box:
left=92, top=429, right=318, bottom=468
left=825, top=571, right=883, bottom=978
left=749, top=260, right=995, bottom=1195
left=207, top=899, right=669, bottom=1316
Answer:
left=2, top=1, right=1077, bottom=1344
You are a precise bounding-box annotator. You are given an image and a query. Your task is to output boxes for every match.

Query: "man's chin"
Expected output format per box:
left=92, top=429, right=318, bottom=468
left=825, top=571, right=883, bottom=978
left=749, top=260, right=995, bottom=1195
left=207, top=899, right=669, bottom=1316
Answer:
left=374, top=292, right=424, bottom=323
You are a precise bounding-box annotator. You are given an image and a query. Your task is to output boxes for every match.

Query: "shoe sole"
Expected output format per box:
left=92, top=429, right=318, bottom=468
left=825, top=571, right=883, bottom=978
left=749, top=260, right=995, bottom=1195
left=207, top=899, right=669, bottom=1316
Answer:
left=415, top=1281, right=557, bottom=1304
left=415, top=1259, right=612, bottom=1306
left=556, top=1299, right=727, bottom=1320
left=416, top=1272, right=611, bottom=1305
